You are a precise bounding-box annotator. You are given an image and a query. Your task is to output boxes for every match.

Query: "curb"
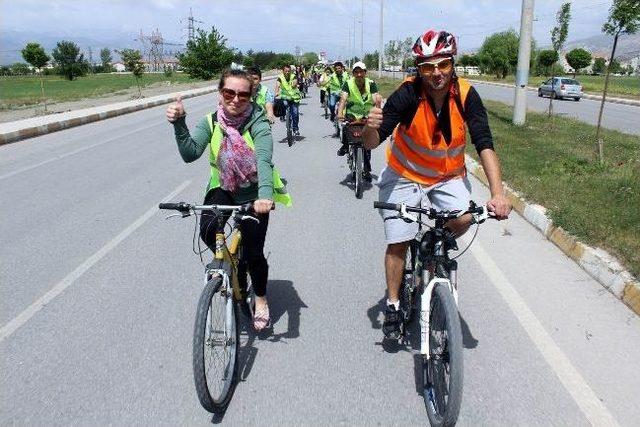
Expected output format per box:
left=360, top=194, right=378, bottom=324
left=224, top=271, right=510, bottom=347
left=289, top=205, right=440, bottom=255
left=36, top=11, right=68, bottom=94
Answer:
left=0, top=75, right=277, bottom=146
left=467, top=79, right=640, bottom=107
left=465, top=154, right=640, bottom=316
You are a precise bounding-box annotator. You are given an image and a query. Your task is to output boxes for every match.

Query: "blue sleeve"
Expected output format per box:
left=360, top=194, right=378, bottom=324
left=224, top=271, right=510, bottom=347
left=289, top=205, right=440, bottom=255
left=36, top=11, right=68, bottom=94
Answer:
left=265, top=88, right=275, bottom=104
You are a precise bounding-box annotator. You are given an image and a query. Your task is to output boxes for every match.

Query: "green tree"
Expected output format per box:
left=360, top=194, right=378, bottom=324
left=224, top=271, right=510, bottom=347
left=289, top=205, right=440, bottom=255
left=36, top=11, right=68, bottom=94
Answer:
left=551, top=2, right=572, bottom=52
left=22, top=42, right=50, bottom=110
left=119, top=49, right=145, bottom=96
left=592, top=57, right=606, bottom=74
left=100, top=48, right=113, bottom=72
left=363, top=51, right=379, bottom=70
left=51, top=40, right=88, bottom=80
left=301, top=51, right=319, bottom=65
left=608, top=58, right=623, bottom=74
left=10, top=62, right=31, bottom=75
left=538, top=49, right=560, bottom=76
left=565, top=48, right=591, bottom=77
left=384, top=40, right=401, bottom=67
left=477, top=29, right=519, bottom=78
left=595, top=0, right=640, bottom=163
left=177, top=26, right=234, bottom=80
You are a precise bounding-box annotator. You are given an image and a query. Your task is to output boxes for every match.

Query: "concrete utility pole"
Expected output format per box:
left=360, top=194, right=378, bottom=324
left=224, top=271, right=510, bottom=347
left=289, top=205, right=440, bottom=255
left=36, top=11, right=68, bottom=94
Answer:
left=378, top=0, right=383, bottom=78
left=361, top=0, right=364, bottom=57
left=512, top=0, right=535, bottom=125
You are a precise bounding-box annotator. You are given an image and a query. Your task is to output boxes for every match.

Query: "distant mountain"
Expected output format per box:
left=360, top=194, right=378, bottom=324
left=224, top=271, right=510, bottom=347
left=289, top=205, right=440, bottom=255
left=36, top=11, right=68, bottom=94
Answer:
left=562, top=33, right=640, bottom=58
left=0, top=29, right=143, bottom=65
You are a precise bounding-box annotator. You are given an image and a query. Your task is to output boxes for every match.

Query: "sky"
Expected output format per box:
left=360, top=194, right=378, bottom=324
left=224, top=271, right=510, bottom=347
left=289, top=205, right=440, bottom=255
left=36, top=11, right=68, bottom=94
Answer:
left=0, top=0, right=615, bottom=63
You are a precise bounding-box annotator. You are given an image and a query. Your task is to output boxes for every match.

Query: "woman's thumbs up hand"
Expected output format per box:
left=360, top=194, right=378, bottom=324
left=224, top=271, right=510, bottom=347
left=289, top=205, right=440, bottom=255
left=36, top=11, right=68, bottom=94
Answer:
left=166, top=94, right=186, bottom=123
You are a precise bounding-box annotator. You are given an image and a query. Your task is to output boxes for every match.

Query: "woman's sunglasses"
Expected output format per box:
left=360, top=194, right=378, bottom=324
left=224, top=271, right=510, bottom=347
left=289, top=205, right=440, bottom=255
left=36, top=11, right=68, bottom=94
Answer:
left=221, top=88, right=251, bottom=103
left=417, top=58, right=453, bottom=75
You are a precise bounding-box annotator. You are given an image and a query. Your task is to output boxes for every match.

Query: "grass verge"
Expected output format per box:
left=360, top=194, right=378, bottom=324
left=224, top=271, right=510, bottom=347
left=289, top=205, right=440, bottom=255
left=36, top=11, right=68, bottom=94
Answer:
left=0, top=73, right=206, bottom=110
left=470, top=100, right=640, bottom=277
left=468, top=74, right=639, bottom=99
left=376, top=74, right=639, bottom=277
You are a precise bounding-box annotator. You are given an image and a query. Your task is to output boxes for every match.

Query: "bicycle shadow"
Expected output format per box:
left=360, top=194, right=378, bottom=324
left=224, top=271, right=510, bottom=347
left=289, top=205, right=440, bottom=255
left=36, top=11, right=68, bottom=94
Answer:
left=278, top=135, right=306, bottom=144
left=339, top=173, right=378, bottom=193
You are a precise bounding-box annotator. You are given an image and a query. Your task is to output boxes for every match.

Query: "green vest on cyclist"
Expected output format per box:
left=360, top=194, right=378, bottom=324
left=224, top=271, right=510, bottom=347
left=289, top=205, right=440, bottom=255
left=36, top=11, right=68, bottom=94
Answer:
left=278, top=73, right=301, bottom=102
left=328, top=72, right=347, bottom=94
left=206, top=113, right=292, bottom=207
left=253, top=85, right=268, bottom=110
left=319, top=72, right=331, bottom=92
left=345, top=77, right=375, bottom=120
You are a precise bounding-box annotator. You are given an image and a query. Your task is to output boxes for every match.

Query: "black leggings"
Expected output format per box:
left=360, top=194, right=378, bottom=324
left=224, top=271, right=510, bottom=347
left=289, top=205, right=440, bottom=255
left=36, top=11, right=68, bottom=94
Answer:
left=200, top=189, right=270, bottom=297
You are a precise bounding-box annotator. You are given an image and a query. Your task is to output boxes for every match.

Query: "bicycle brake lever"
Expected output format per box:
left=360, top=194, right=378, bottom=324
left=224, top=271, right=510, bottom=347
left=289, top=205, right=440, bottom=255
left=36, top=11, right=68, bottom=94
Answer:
left=164, top=213, right=188, bottom=220
left=471, top=206, right=490, bottom=224
left=239, top=215, right=260, bottom=223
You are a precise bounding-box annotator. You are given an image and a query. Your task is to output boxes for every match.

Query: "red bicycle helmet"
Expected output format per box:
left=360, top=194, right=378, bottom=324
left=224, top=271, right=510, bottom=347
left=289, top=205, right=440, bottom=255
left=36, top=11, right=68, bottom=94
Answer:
left=412, top=30, right=457, bottom=62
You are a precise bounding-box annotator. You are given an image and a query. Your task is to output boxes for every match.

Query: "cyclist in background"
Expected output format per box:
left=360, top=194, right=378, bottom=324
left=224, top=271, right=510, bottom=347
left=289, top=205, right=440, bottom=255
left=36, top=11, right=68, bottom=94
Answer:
left=247, top=66, right=276, bottom=124
left=361, top=29, right=512, bottom=339
left=336, top=61, right=382, bottom=182
left=318, top=65, right=332, bottom=110
left=275, top=64, right=302, bottom=136
left=327, top=61, right=348, bottom=129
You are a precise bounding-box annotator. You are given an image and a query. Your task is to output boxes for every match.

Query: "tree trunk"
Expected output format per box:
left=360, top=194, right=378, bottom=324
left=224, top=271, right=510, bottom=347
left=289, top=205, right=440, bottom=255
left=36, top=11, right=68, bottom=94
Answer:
left=595, top=31, right=619, bottom=164
left=39, top=72, right=47, bottom=112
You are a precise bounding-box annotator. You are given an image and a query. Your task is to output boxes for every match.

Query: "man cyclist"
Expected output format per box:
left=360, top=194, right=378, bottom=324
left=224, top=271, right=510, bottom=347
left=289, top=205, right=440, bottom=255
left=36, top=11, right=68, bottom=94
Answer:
left=327, top=61, right=348, bottom=128
left=247, top=66, right=276, bottom=124
left=362, top=29, right=512, bottom=339
left=275, top=64, right=301, bottom=136
left=336, top=61, right=382, bottom=183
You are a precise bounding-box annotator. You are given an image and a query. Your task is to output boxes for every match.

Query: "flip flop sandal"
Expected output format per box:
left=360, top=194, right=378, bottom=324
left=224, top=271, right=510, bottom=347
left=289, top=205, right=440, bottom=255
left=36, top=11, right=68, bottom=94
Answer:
left=252, top=305, right=271, bottom=331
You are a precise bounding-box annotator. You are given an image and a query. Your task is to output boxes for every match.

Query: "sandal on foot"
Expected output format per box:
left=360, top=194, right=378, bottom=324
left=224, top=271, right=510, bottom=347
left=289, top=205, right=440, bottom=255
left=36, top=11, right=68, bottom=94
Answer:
left=252, top=305, right=271, bottom=331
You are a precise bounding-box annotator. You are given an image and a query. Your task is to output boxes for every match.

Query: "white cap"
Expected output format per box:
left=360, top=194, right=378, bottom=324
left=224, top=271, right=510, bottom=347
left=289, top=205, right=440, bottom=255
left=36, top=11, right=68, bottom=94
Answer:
left=352, top=61, right=367, bottom=71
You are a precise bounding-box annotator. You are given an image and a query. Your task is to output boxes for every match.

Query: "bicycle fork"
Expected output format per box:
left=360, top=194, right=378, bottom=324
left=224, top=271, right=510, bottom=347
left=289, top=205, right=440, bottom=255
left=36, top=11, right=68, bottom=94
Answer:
left=419, top=263, right=458, bottom=358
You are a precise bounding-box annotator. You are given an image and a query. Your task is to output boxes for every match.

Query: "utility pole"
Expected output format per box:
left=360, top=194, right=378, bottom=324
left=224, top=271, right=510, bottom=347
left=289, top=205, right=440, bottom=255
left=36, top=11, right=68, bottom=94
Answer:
left=360, top=0, right=364, bottom=57
left=378, top=0, right=383, bottom=78
left=512, top=0, right=535, bottom=125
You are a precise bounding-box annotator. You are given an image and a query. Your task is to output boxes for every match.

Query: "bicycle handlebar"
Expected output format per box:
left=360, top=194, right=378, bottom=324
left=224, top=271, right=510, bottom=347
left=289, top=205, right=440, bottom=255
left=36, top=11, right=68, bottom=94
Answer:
left=159, top=201, right=260, bottom=214
left=374, top=200, right=491, bottom=223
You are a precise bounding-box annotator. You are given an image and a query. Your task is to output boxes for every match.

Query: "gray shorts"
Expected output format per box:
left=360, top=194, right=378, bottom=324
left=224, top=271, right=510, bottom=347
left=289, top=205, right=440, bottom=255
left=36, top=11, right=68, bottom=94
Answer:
left=377, top=167, right=472, bottom=244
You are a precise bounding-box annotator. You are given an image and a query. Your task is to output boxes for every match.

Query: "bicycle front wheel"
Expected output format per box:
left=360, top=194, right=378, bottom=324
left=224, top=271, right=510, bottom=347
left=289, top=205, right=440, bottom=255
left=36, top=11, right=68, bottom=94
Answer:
left=286, top=111, right=293, bottom=146
left=354, top=146, right=364, bottom=199
left=422, top=283, right=463, bottom=427
left=193, top=276, right=239, bottom=413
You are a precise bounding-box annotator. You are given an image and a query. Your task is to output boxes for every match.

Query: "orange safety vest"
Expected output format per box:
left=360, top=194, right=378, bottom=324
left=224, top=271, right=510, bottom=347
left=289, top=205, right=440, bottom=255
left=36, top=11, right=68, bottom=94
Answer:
left=386, top=77, right=472, bottom=186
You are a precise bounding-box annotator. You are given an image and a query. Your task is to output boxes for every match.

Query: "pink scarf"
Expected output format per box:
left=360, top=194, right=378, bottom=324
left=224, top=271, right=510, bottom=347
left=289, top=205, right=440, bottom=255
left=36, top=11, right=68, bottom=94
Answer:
left=216, top=103, right=257, bottom=193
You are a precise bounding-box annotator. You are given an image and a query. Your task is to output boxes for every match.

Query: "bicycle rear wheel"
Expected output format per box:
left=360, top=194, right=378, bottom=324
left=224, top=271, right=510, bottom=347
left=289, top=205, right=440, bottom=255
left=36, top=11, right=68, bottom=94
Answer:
left=422, top=283, right=463, bottom=427
left=193, top=275, right=239, bottom=413
left=354, top=146, right=363, bottom=199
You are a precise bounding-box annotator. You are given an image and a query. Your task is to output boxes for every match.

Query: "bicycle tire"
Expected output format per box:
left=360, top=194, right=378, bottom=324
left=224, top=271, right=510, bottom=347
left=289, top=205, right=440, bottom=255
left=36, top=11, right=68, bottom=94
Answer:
left=193, top=275, right=239, bottom=413
left=354, top=146, right=363, bottom=199
left=422, top=283, right=463, bottom=427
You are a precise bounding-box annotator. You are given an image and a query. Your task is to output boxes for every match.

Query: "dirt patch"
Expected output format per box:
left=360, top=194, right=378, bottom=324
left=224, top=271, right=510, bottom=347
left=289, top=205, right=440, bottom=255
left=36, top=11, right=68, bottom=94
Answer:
left=0, top=80, right=214, bottom=124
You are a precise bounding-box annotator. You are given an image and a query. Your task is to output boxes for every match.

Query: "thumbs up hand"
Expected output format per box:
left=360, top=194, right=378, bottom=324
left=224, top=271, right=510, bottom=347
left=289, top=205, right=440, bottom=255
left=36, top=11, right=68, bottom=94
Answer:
left=166, top=94, right=186, bottom=123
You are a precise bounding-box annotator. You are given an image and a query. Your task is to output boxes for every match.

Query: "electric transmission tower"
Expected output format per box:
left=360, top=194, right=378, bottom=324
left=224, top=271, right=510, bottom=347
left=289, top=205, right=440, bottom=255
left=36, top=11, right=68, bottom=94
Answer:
left=181, top=7, right=204, bottom=42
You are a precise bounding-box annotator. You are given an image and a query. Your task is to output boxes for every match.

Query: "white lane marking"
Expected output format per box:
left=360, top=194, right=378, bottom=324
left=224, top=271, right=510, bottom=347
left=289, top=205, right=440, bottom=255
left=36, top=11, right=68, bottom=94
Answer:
left=463, top=236, right=620, bottom=426
left=0, top=180, right=191, bottom=343
left=0, top=121, right=164, bottom=180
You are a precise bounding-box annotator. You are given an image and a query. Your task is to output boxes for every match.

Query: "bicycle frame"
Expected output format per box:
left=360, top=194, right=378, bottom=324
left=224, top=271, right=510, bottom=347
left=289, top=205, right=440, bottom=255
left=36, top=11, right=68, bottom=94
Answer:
left=212, top=223, right=244, bottom=301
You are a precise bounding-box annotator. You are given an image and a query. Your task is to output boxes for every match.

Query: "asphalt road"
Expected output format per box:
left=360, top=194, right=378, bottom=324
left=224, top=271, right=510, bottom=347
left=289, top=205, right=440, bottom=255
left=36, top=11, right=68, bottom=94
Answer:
left=1, top=84, right=639, bottom=426
left=467, top=81, right=639, bottom=136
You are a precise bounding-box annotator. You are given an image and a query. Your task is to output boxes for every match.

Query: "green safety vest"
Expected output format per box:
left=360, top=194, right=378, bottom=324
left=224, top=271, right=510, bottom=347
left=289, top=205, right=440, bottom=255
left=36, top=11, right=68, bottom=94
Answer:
left=319, top=73, right=330, bottom=91
left=278, top=74, right=301, bottom=102
left=253, top=85, right=268, bottom=110
left=328, top=72, right=347, bottom=94
left=346, top=77, right=374, bottom=120
left=206, top=113, right=292, bottom=207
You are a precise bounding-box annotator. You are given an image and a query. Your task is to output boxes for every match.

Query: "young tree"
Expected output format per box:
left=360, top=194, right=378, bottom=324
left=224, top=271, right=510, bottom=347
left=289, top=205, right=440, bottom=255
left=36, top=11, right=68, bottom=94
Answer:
left=119, top=49, right=145, bottom=96
left=51, top=41, right=88, bottom=80
left=363, top=51, right=379, bottom=70
left=548, top=3, right=571, bottom=117
left=551, top=2, right=572, bottom=52
left=477, top=30, right=519, bottom=78
left=21, top=42, right=50, bottom=111
left=100, top=48, right=113, bottom=72
left=565, top=48, right=592, bottom=77
left=384, top=39, right=401, bottom=69
left=10, top=62, right=31, bottom=75
left=595, top=0, right=640, bottom=163
left=301, top=52, right=319, bottom=65
left=177, top=26, right=234, bottom=80
left=592, top=57, right=607, bottom=74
